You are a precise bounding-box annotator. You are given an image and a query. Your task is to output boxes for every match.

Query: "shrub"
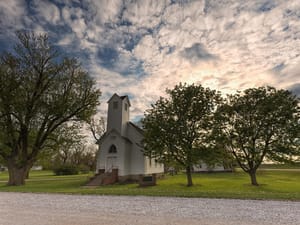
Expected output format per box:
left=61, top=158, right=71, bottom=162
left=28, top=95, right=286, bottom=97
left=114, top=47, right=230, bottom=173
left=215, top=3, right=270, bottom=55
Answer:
left=78, top=164, right=90, bottom=174
left=53, top=164, right=79, bottom=175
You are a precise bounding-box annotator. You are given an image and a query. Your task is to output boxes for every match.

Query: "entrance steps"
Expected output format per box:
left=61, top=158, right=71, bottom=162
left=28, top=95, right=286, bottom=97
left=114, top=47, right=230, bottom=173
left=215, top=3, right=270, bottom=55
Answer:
left=86, top=169, right=118, bottom=186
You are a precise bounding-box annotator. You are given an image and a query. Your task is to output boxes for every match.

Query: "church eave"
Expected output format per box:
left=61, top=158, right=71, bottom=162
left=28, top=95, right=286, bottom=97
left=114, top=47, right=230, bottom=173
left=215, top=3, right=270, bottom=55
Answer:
left=128, top=122, right=144, bottom=135
left=97, top=128, right=133, bottom=145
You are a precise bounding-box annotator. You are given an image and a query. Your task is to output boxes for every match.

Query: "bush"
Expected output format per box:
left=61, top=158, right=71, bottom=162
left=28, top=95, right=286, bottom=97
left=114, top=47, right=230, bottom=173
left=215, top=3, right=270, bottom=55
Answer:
left=53, top=164, right=79, bottom=175
left=78, top=164, right=90, bottom=174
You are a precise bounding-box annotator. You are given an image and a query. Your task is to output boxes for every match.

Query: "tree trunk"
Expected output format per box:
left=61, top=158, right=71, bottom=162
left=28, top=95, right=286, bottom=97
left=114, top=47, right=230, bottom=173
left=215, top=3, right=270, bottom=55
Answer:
left=7, top=160, right=29, bottom=186
left=25, top=166, right=30, bottom=179
left=186, top=165, right=193, bottom=187
left=249, top=170, right=259, bottom=186
left=25, top=161, right=34, bottom=179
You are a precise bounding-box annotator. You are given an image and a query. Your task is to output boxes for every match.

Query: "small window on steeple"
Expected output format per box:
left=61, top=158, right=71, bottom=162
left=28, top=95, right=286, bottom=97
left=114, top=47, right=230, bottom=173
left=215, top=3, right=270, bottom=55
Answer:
left=109, top=145, right=117, bottom=153
left=113, top=101, right=118, bottom=109
left=124, top=103, right=128, bottom=111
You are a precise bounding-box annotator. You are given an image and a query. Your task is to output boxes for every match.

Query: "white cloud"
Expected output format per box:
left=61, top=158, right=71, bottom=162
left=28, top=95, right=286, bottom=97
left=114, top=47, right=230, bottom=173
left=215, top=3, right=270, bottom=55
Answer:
left=0, top=0, right=26, bottom=36
left=123, top=0, right=168, bottom=29
left=133, top=35, right=163, bottom=68
left=90, top=0, right=123, bottom=25
left=273, top=62, right=300, bottom=89
left=1, top=0, right=300, bottom=121
left=62, top=6, right=87, bottom=39
left=124, top=0, right=300, bottom=117
left=57, top=33, right=75, bottom=46
left=31, top=0, right=61, bottom=25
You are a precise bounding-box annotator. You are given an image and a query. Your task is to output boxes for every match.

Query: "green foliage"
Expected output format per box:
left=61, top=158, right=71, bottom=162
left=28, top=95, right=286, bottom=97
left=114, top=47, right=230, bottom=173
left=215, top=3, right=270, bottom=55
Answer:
left=53, top=164, right=79, bottom=176
left=78, top=164, right=91, bottom=174
left=0, top=32, right=101, bottom=185
left=215, top=86, right=300, bottom=185
left=143, top=83, right=222, bottom=186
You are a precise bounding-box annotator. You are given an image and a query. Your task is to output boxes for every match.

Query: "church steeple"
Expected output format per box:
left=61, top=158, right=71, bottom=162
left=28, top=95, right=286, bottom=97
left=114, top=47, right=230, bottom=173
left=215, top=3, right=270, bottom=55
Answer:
left=106, top=93, right=130, bottom=136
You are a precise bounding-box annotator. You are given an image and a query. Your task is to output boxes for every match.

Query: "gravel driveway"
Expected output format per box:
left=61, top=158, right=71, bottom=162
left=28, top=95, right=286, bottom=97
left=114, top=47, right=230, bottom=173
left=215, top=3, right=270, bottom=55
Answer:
left=0, top=192, right=299, bottom=225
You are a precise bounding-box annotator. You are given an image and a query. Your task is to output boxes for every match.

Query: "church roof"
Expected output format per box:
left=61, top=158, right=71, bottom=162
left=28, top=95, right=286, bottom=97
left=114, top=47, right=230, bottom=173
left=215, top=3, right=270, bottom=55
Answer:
left=97, top=122, right=144, bottom=145
left=107, top=93, right=131, bottom=106
left=96, top=128, right=133, bottom=145
left=128, top=122, right=144, bottom=135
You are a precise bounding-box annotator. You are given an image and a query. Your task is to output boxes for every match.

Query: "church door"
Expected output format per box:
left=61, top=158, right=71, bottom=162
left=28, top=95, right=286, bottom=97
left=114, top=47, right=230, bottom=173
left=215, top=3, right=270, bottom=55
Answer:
left=106, top=156, right=117, bottom=172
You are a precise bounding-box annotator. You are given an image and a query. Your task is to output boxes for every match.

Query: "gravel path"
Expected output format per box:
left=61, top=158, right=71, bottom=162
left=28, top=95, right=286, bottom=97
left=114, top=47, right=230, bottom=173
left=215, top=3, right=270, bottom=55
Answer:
left=0, top=192, right=299, bottom=225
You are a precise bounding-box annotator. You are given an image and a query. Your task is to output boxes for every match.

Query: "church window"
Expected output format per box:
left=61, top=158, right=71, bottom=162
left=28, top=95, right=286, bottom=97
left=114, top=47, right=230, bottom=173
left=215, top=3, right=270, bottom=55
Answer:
left=113, top=101, right=118, bottom=109
left=124, top=103, right=128, bottom=111
left=108, top=145, right=117, bottom=153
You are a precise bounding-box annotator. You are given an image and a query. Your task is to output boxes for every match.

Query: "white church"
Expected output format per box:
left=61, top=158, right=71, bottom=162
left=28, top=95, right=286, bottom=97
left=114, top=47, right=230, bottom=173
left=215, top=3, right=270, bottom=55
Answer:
left=95, top=94, right=164, bottom=183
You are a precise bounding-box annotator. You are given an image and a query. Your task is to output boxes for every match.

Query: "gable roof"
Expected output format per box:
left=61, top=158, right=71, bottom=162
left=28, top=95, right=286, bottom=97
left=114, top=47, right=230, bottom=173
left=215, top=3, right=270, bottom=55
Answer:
left=97, top=128, right=133, bottom=145
left=128, top=122, right=144, bottom=135
left=107, top=93, right=131, bottom=106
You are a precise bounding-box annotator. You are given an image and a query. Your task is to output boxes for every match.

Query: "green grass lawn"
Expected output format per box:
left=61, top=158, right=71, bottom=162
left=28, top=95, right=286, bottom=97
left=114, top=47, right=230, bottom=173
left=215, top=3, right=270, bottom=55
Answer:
left=260, top=162, right=300, bottom=169
left=0, top=170, right=299, bottom=200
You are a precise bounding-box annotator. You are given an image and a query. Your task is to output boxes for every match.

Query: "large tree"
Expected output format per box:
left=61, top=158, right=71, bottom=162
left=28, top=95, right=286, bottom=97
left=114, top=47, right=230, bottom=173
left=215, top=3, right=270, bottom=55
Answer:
left=143, top=83, right=222, bottom=186
left=0, top=32, right=100, bottom=185
left=216, top=86, right=300, bottom=185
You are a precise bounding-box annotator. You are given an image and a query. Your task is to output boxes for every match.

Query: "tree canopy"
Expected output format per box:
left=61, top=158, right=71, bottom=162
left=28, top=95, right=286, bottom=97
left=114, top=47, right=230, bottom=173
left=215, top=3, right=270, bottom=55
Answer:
left=0, top=32, right=101, bottom=185
left=215, top=86, right=300, bottom=185
left=143, top=83, right=222, bottom=186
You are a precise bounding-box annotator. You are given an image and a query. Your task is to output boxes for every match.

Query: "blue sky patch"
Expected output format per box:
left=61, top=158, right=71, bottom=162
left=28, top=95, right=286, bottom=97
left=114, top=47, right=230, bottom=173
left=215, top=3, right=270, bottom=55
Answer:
left=272, top=62, right=285, bottom=72
left=181, top=43, right=217, bottom=63
left=97, top=47, right=119, bottom=69
left=288, top=83, right=300, bottom=97
left=97, top=46, right=145, bottom=77
left=123, top=33, right=142, bottom=52
left=258, top=1, right=276, bottom=12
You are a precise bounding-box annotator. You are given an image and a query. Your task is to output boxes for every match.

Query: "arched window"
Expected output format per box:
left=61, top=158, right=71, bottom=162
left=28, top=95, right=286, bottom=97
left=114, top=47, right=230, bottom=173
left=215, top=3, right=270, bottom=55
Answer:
left=108, top=145, right=117, bottom=154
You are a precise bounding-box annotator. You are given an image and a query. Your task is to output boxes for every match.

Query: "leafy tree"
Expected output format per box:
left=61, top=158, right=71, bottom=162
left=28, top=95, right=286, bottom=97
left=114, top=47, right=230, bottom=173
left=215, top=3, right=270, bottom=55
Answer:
left=50, top=122, right=85, bottom=164
left=38, top=123, right=98, bottom=172
left=0, top=32, right=100, bottom=185
left=87, top=116, right=105, bottom=143
left=143, top=83, right=222, bottom=186
left=51, top=141, right=97, bottom=174
left=72, top=144, right=98, bottom=172
left=215, top=86, right=300, bottom=185
left=199, top=141, right=235, bottom=171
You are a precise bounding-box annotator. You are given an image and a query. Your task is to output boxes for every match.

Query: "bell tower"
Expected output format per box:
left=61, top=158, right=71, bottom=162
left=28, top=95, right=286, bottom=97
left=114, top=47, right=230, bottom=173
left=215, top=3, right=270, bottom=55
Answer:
left=107, top=93, right=130, bottom=136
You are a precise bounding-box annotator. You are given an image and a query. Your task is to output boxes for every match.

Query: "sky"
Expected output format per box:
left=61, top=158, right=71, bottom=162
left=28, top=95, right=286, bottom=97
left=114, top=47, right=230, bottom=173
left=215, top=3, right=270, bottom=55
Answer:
left=0, top=0, right=300, bottom=122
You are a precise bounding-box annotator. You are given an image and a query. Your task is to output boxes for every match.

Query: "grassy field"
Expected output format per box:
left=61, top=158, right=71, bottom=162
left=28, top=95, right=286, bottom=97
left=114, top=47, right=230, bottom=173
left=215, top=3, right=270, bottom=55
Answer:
left=0, top=169, right=299, bottom=200
left=259, top=163, right=300, bottom=169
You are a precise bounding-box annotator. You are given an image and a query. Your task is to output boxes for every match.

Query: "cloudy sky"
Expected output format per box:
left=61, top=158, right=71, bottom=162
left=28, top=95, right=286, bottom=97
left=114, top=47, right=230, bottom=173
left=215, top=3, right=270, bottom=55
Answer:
left=1, top=0, right=300, bottom=121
